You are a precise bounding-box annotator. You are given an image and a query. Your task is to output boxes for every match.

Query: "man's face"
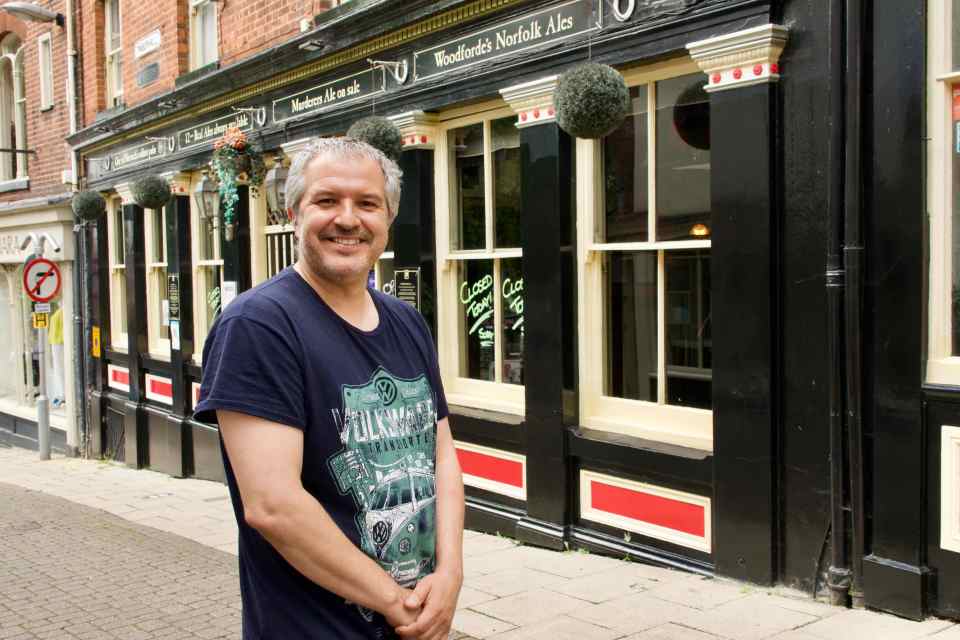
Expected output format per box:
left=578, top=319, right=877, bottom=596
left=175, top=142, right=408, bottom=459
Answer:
left=293, top=154, right=390, bottom=288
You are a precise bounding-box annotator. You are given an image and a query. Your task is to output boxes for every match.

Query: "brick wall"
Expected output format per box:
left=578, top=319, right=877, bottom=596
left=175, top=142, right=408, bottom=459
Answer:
left=219, top=0, right=333, bottom=68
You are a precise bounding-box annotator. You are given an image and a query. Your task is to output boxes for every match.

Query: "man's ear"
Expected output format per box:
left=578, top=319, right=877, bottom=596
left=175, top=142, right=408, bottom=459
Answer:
left=286, top=207, right=295, bottom=223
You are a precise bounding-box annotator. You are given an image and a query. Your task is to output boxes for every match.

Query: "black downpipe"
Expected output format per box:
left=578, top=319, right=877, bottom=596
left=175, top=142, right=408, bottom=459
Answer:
left=844, top=0, right=866, bottom=610
left=826, top=0, right=851, bottom=607
left=72, top=218, right=87, bottom=457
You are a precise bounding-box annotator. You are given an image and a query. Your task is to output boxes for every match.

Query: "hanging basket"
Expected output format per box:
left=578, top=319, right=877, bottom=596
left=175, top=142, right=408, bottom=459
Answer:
left=71, top=190, right=107, bottom=222
left=347, top=116, right=403, bottom=162
left=132, top=175, right=172, bottom=210
left=555, top=63, right=631, bottom=139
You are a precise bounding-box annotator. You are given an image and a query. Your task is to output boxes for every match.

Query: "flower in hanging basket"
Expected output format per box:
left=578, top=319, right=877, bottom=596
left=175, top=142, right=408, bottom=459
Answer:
left=132, top=175, right=172, bottom=210
left=346, top=116, right=403, bottom=162
left=211, top=127, right=267, bottom=239
left=555, top=63, right=631, bottom=139
left=71, top=190, right=107, bottom=222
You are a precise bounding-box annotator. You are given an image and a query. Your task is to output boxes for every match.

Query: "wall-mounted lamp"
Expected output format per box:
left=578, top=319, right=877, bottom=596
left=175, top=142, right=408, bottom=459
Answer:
left=0, top=2, right=64, bottom=26
left=690, top=223, right=710, bottom=238
left=298, top=39, right=324, bottom=52
left=194, top=170, right=220, bottom=231
left=263, top=155, right=289, bottom=224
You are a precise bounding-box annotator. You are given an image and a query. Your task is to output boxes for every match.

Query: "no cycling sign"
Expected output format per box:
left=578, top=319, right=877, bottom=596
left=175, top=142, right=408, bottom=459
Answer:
left=22, top=257, right=61, bottom=303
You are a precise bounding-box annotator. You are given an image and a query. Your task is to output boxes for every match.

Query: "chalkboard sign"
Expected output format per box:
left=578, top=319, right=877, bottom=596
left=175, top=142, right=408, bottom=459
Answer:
left=394, top=268, right=421, bottom=311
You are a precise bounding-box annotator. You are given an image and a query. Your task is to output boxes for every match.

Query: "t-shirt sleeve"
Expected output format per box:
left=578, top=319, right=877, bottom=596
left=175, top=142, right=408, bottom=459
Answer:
left=193, top=315, right=306, bottom=429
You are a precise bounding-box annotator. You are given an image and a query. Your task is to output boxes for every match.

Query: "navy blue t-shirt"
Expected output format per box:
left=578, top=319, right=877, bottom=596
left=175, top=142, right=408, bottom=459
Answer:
left=194, top=267, right=448, bottom=640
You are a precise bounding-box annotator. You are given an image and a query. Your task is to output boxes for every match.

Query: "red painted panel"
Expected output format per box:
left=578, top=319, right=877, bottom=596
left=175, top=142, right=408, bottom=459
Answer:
left=591, top=481, right=705, bottom=538
left=112, top=369, right=129, bottom=385
left=456, top=449, right=523, bottom=489
left=149, top=378, right=173, bottom=398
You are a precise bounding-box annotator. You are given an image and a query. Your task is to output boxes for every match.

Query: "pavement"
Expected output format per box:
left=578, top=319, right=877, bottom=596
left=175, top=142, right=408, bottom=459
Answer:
left=1, top=445, right=960, bottom=640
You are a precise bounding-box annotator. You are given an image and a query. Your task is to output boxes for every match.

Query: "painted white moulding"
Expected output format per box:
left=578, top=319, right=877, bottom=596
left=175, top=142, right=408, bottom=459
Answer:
left=499, top=75, right=559, bottom=128
left=942, top=425, right=960, bottom=553
left=686, top=24, right=789, bottom=93
left=389, top=110, right=439, bottom=150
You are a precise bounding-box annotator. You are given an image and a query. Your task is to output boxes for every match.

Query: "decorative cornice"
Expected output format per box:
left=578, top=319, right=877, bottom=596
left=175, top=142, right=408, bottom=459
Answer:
left=499, top=75, right=558, bottom=128
left=159, top=171, right=192, bottom=196
left=114, top=182, right=136, bottom=205
left=280, top=138, right=317, bottom=160
left=389, top=111, right=439, bottom=150
left=686, top=24, right=788, bottom=93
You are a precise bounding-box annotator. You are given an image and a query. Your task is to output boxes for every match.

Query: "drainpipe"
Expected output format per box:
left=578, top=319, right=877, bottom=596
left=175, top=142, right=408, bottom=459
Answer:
left=844, top=0, right=866, bottom=610
left=826, top=0, right=851, bottom=607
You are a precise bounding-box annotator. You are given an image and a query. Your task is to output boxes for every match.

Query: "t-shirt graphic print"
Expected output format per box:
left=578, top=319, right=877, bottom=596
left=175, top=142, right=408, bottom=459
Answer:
left=329, top=367, right=438, bottom=588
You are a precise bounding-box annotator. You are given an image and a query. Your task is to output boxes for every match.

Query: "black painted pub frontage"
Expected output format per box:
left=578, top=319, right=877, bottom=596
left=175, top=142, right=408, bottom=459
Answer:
left=68, top=0, right=960, bottom=621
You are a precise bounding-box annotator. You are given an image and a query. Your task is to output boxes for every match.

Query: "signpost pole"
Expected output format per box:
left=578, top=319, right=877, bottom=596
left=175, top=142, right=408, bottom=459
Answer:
left=22, top=255, right=61, bottom=461
left=36, top=315, right=49, bottom=460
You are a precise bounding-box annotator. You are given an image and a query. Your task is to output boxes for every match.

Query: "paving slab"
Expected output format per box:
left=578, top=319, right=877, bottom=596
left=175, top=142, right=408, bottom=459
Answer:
left=677, top=595, right=818, bottom=640
left=622, top=623, right=725, bottom=639
left=487, top=615, right=623, bottom=639
left=470, top=588, right=588, bottom=626
left=800, top=609, right=954, bottom=640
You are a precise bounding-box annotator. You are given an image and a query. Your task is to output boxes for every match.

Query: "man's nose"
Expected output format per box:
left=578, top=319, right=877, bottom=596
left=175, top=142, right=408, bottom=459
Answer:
left=333, top=201, right=361, bottom=228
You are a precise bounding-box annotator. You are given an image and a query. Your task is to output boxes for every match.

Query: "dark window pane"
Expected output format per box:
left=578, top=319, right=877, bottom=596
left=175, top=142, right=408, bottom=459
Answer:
left=602, top=85, right=649, bottom=243
left=500, top=258, right=524, bottom=385
left=604, top=251, right=657, bottom=401
left=655, top=74, right=711, bottom=241
left=665, top=249, right=711, bottom=409
left=449, top=124, right=485, bottom=250
left=493, top=117, right=522, bottom=248
left=458, top=260, right=494, bottom=381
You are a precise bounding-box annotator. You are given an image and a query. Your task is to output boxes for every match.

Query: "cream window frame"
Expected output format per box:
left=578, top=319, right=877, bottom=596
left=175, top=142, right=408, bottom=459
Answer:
left=435, top=103, right=525, bottom=415
left=37, top=33, right=52, bottom=110
left=189, top=0, right=218, bottom=71
left=191, top=175, right=224, bottom=364
left=104, top=0, right=122, bottom=107
left=145, top=206, right=170, bottom=358
left=106, top=196, right=128, bottom=350
left=577, top=59, right=713, bottom=452
left=375, top=252, right=395, bottom=294
left=927, top=0, right=960, bottom=385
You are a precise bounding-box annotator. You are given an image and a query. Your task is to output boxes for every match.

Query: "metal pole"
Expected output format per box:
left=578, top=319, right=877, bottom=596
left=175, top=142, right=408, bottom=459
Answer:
left=37, top=319, right=50, bottom=460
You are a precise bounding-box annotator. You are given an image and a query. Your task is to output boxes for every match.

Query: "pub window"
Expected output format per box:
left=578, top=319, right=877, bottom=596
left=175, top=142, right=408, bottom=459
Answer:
left=192, top=176, right=223, bottom=363
left=145, top=205, right=169, bottom=357
left=106, top=196, right=128, bottom=349
left=578, top=61, right=713, bottom=450
left=104, top=0, right=122, bottom=107
left=0, top=33, right=26, bottom=182
left=928, top=1, right=960, bottom=384
left=435, top=106, right=525, bottom=414
left=37, top=33, right=52, bottom=110
left=189, top=0, right=218, bottom=71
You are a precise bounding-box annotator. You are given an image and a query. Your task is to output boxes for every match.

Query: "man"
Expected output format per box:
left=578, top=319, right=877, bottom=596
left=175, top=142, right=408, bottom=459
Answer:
left=194, top=137, right=464, bottom=640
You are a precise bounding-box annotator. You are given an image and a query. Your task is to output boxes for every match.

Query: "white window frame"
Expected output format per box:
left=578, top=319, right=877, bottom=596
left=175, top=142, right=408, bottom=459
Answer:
left=104, top=0, right=122, bottom=107
left=106, top=196, right=128, bottom=350
left=0, top=34, right=26, bottom=183
left=928, top=0, right=960, bottom=385
left=37, top=33, right=52, bottom=110
left=577, top=59, right=713, bottom=452
left=435, top=103, right=525, bottom=415
left=189, top=0, right=219, bottom=71
left=145, top=205, right=170, bottom=358
left=191, top=173, right=223, bottom=364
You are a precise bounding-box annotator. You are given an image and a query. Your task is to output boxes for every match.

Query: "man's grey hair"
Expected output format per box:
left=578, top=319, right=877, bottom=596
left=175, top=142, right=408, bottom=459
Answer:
left=285, top=137, right=403, bottom=222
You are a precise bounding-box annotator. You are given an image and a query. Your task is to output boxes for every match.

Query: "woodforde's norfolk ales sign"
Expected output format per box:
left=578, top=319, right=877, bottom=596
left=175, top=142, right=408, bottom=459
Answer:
left=414, top=0, right=599, bottom=81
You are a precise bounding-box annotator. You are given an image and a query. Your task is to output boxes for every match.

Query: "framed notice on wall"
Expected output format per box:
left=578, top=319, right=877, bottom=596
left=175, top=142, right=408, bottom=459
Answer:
left=394, top=268, right=421, bottom=311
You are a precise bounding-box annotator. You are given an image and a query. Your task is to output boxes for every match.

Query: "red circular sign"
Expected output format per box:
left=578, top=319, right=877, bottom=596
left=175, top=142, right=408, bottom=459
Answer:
left=22, top=258, right=61, bottom=303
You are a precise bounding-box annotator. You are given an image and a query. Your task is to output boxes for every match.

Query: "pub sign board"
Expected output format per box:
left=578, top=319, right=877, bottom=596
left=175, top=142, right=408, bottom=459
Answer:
left=272, top=68, right=386, bottom=124
left=178, top=109, right=264, bottom=151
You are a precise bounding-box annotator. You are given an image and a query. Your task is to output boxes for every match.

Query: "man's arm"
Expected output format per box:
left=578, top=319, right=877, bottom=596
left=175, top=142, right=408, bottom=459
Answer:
left=397, top=417, right=464, bottom=639
left=217, top=409, right=419, bottom=627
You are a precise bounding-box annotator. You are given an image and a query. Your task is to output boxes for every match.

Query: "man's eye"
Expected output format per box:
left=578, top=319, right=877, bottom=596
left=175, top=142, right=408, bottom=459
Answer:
left=316, top=198, right=335, bottom=206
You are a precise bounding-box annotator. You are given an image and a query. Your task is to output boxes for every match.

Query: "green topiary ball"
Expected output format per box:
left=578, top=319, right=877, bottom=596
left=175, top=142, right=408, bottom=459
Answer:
left=555, top=63, right=631, bottom=139
left=71, top=190, right=107, bottom=222
left=132, top=175, right=172, bottom=210
left=347, top=116, right=403, bottom=162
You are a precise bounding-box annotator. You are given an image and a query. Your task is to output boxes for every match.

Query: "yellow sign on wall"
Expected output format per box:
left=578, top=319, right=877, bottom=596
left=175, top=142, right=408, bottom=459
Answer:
left=91, top=326, right=101, bottom=358
left=32, top=312, right=48, bottom=329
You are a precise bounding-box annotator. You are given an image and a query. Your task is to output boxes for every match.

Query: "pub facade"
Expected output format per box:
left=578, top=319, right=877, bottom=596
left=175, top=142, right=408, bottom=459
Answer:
left=69, top=0, right=956, bottom=622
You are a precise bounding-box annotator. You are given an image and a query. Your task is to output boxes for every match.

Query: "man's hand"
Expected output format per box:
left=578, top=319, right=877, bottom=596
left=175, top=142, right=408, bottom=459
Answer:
left=384, top=586, right=421, bottom=629
left=395, top=569, right=463, bottom=640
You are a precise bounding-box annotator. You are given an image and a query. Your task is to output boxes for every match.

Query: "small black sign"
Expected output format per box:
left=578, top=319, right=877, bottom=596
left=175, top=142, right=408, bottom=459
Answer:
left=272, top=68, right=385, bottom=124
left=167, top=274, right=180, bottom=320
left=103, top=138, right=170, bottom=173
left=394, top=268, right=421, bottom=311
left=414, top=0, right=599, bottom=81
left=137, top=62, right=160, bottom=88
left=177, top=109, right=262, bottom=151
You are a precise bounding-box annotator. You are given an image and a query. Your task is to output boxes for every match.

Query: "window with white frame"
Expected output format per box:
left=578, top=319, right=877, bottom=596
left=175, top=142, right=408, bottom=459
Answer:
left=436, top=106, right=524, bottom=413
left=189, top=0, right=218, bottom=71
left=104, top=0, right=122, bottom=107
left=0, top=33, right=25, bottom=182
left=577, top=61, right=713, bottom=451
left=106, top=196, right=128, bottom=348
left=192, top=179, right=223, bottom=363
left=927, top=0, right=960, bottom=385
left=37, top=33, right=52, bottom=110
left=145, top=205, right=170, bottom=357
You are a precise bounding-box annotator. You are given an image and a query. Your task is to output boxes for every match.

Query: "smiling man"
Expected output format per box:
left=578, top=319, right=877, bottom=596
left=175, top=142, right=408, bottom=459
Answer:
left=193, top=137, right=464, bottom=640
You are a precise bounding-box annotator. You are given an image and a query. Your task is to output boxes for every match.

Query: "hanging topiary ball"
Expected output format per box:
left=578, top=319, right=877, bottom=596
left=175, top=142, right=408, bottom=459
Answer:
left=71, top=190, right=107, bottom=222
left=132, top=175, right=172, bottom=210
left=555, top=63, right=631, bottom=139
left=347, top=116, right=403, bottom=162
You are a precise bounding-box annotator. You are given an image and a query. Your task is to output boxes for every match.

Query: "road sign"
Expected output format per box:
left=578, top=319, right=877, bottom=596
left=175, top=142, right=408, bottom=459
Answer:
left=22, top=258, right=61, bottom=303
left=32, top=312, right=48, bottom=329
left=34, top=302, right=50, bottom=312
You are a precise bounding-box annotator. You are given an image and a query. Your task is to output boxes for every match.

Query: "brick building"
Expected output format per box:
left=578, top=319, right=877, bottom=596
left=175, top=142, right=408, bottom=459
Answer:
left=0, top=2, right=81, bottom=455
